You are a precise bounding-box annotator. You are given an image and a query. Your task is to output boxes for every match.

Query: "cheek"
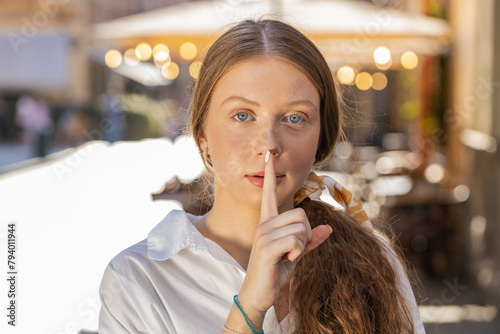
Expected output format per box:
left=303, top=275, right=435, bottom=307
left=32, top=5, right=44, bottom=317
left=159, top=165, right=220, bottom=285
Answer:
left=285, top=130, right=319, bottom=166
left=287, top=144, right=316, bottom=175
left=208, top=128, right=249, bottom=182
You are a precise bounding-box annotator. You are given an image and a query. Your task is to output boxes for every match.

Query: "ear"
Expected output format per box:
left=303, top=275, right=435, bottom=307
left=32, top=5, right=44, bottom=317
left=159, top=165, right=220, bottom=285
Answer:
left=199, top=128, right=208, bottom=152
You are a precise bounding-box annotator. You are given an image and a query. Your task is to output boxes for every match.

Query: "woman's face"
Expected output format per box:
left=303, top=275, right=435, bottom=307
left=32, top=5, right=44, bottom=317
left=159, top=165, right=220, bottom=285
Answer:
left=200, top=57, right=321, bottom=210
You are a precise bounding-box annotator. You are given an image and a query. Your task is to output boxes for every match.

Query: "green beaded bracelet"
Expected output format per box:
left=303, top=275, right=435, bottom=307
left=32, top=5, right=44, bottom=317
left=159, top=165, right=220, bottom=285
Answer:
left=233, top=295, right=264, bottom=334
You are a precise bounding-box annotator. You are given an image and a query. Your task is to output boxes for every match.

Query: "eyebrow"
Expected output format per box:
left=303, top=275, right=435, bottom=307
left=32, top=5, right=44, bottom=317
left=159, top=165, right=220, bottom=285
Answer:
left=221, top=95, right=317, bottom=112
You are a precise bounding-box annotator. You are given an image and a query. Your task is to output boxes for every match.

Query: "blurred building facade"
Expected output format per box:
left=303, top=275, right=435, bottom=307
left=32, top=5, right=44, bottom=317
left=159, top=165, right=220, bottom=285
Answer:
left=448, top=0, right=500, bottom=313
left=0, top=0, right=187, bottom=103
left=0, top=0, right=189, bottom=146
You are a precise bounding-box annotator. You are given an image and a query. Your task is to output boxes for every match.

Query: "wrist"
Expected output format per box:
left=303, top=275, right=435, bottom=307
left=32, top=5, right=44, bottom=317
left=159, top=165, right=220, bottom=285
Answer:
left=236, top=291, right=268, bottom=320
left=225, top=305, right=265, bottom=334
left=225, top=294, right=266, bottom=334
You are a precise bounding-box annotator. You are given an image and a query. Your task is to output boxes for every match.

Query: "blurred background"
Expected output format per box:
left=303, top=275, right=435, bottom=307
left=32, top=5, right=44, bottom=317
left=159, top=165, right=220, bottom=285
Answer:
left=0, top=0, right=499, bottom=333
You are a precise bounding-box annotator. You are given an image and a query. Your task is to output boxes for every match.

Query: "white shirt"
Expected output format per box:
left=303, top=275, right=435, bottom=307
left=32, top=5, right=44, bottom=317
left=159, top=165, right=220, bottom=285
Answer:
left=98, top=209, right=425, bottom=334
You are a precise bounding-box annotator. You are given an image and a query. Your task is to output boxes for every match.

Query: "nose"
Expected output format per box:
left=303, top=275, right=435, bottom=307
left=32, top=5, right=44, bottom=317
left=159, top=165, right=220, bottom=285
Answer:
left=253, top=122, right=282, bottom=159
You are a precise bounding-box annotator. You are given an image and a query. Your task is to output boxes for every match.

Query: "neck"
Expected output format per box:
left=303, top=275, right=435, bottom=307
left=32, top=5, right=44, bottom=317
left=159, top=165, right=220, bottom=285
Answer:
left=195, top=187, right=294, bottom=270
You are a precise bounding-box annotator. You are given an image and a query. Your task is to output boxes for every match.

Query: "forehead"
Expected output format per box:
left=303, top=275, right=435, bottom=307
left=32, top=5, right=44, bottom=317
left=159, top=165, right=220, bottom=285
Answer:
left=210, top=57, right=320, bottom=106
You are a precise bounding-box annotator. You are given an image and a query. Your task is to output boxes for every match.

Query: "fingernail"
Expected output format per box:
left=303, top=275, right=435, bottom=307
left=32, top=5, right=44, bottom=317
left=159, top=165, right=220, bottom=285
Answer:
left=328, top=225, right=333, bottom=234
left=265, top=150, right=271, bottom=163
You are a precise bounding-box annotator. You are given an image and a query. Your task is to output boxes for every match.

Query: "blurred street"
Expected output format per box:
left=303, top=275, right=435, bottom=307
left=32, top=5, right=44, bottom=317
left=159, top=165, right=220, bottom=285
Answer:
left=420, top=272, right=500, bottom=333
left=0, top=143, right=38, bottom=170
left=0, top=140, right=187, bottom=333
left=1, top=139, right=499, bottom=333
left=0, top=142, right=70, bottom=173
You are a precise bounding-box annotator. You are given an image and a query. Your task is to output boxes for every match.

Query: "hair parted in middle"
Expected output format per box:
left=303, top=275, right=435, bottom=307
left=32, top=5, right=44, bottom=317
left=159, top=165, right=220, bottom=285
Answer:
left=190, top=19, right=342, bottom=170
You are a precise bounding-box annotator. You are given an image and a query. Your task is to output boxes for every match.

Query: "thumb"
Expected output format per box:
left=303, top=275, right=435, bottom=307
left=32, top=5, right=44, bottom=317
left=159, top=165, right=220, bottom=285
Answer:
left=302, top=225, right=332, bottom=256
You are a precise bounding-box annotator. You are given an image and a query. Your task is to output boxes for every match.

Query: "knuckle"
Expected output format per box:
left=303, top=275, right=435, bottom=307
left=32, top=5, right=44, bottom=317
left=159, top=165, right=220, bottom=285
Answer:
left=294, top=223, right=307, bottom=235
left=287, top=235, right=303, bottom=248
left=294, top=241, right=305, bottom=253
left=293, top=207, right=307, bottom=220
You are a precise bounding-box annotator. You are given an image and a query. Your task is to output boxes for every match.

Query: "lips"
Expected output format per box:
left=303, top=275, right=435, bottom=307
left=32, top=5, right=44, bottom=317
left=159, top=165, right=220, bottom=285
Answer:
left=245, top=171, right=285, bottom=188
left=247, top=171, right=285, bottom=177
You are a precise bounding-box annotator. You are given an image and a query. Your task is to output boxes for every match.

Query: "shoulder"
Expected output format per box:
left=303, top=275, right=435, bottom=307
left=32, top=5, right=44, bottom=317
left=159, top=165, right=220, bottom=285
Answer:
left=104, top=209, right=201, bottom=278
left=105, top=238, right=149, bottom=280
left=372, top=233, right=399, bottom=261
left=99, top=209, right=204, bottom=333
left=99, top=239, right=153, bottom=333
left=371, top=232, right=409, bottom=284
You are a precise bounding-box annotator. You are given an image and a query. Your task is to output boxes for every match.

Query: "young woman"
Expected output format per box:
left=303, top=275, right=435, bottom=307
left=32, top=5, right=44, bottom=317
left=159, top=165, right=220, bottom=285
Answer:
left=99, top=19, right=425, bottom=333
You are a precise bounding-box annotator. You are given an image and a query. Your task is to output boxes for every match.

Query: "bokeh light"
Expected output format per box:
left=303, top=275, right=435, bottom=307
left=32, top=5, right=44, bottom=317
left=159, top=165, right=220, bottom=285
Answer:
left=454, top=184, right=470, bottom=202
left=420, top=304, right=497, bottom=324
left=355, top=72, right=373, bottom=90
left=153, top=44, right=170, bottom=67
left=154, top=55, right=171, bottom=68
left=401, top=51, right=419, bottom=70
left=400, top=100, right=421, bottom=119
left=337, top=65, right=356, bottom=85
left=105, top=49, right=122, bottom=68
left=154, top=51, right=169, bottom=62
left=376, top=58, right=392, bottom=70
left=189, top=61, right=202, bottom=79
left=135, top=42, right=152, bottom=61
left=374, top=46, right=391, bottom=64
left=124, top=48, right=140, bottom=66
left=372, top=176, right=413, bottom=196
left=470, top=215, right=487, bottom=237
left=372, top=72, right=388, bottom=90
left=153, top=43, right=169, bottom=58
left=180, top=42, right=197, bottom=60
left=162, top=61, right=180, bottom=80
left=361, top=162, right=378, bottom=180
left=478, top=266, right=494, bottom=288
left=424, top=163, right=445, bottom=183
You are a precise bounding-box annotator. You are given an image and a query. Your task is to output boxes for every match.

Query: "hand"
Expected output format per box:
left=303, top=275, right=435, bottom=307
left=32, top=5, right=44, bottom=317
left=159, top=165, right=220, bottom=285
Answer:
left=238, top=151, right=333, bottom=316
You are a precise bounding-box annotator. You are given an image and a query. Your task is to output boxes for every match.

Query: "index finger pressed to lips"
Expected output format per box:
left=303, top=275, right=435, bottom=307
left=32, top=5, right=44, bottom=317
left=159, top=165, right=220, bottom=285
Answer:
left=259, top=151, right=279, bottom=224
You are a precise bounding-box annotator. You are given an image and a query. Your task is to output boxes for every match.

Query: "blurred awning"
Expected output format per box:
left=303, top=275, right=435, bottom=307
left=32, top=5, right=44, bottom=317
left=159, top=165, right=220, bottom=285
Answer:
left=90, top=0, right=453, bottom=66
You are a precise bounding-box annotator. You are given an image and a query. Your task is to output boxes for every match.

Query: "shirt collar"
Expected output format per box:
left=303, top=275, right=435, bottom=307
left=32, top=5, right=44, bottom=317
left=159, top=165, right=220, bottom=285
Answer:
left=147, top=209, right=209, bottom=261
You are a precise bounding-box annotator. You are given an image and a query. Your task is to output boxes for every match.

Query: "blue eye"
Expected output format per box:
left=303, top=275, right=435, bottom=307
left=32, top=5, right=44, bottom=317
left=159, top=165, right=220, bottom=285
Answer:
left=286, top=114, right=303, bottom=124
left=234, top=112, right=252, bottom=121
